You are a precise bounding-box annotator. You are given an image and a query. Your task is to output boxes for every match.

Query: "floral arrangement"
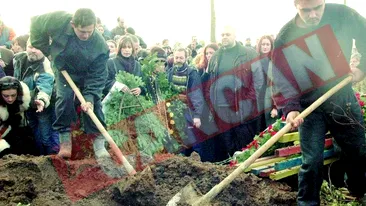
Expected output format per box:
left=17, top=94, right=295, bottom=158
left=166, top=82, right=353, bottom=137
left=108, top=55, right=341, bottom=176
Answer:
left=103, top=54, right=190, bottom=156
left=166, top=99, right=188, bottom=141
left=103, top=71, right=171, bottom=156
left=228, top=92, right=366, bottom=167
left=229, top=117, right=286, bottom=167
left=140, top=53, right=190, bottom=145
left=141, top=53, right=179, bottom=101
left=104, top=71, right=153, bottom=126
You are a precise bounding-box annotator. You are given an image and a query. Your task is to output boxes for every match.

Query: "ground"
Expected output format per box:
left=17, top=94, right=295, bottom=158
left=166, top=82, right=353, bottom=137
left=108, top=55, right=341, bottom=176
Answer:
left=0, top=151, right=297, bottom=206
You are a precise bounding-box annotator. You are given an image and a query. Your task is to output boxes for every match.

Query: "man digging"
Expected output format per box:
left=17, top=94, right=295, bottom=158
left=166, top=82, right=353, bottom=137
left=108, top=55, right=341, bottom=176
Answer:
left=30, top=8, right=125, bottom=178
left=273, top=0, right=366, bottom=205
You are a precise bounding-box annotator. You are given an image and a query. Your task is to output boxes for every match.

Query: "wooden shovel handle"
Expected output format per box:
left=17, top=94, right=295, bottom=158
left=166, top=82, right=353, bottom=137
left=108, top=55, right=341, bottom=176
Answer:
left=194, top=75, right=353, bottom=205
left=61, top=70, right=136, bottom=175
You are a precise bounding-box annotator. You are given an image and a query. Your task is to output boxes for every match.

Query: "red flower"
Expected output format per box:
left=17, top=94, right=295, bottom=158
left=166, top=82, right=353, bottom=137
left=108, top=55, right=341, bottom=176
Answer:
left=268, top=125, right=273, bottom=130
left=360, top=101, right=365, bottom=107
left=259, top=131, right=265, bottom=137
left=281, top=115, right=286, bottom=121
left=270, top=131, right=277, bottom=136
left=252, top=140, right=259, bottom=149
left=245, top=140, right=259, bottom=150
left=229, top=160, right=237, bottom=167
left=241, top=147, right=247, bottom=151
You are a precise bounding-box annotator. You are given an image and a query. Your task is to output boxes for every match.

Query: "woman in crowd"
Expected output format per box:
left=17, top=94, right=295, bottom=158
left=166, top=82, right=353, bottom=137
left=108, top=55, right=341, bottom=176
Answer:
left=256, top=35, right=281, bottom=128
left=195, top=43, right=219, bottom=162
left=197, top=43, right=219, bottom=77
left=104, top=35, right=143, bottom=97
left=106, top=40, right=117, bottom=58
left=0, top=76, right=36, bottom=157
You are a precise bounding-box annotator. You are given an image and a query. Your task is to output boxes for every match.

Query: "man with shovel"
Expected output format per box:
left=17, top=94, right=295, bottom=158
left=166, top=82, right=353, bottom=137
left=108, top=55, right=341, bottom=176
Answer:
left=30, top=8, right=124, bottom=177
left=273, top=0, right=366, bottom=205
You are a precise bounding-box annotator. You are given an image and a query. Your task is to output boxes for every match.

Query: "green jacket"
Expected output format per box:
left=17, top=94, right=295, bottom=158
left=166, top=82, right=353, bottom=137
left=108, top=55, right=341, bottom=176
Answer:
left=30, top=11, right=109, bottom=104
left=208, top=42, right=261, bottom=108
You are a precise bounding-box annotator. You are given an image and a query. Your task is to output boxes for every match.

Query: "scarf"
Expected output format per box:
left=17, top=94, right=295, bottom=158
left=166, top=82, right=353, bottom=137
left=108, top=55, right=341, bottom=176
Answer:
left=117, top=55, right=135, bottom=74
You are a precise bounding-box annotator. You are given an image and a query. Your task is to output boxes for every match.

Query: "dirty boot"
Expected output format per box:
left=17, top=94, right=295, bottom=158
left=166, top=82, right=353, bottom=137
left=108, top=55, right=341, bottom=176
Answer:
left=93, top=135, right=125, bottom=178
left=57, top=132, right=71, bottom=159
left=93, top=135, right=109, bottom=158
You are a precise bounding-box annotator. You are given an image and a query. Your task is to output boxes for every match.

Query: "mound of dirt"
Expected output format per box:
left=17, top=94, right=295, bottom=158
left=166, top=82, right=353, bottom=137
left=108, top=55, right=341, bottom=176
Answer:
left=0, top=154, right=118, bottom=206
left=113, top=154, right=297, bottom=206
left=0, top=153, right=297, bottom=206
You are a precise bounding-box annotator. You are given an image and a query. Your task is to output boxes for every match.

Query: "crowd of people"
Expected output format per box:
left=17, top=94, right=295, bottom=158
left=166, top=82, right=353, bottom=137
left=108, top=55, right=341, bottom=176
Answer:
left=0, top=0, right=365, bottom=204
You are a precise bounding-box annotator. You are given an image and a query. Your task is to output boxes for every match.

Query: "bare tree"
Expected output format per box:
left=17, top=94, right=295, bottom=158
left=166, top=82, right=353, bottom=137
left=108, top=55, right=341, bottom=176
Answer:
left=210, top=0, right=216, bottom=43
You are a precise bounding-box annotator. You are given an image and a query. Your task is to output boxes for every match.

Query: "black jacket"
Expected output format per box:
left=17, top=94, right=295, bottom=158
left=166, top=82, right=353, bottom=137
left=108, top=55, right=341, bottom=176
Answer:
left=273, top=3, right=366, bottom=116
left=30, top=11, right=109, bottom=104
left=104, top=56, right=142, bottom=97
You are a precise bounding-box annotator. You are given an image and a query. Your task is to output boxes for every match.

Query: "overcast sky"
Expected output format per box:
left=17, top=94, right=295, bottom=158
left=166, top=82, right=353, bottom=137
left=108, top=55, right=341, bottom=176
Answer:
left=0, top=0, right=364, bottom=46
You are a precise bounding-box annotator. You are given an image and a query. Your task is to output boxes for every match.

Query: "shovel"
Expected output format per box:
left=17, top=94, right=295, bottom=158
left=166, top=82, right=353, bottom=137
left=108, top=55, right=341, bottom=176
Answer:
left=167, top=75, right=353, bottom=205
left=61, top=70, right=136, bottom=175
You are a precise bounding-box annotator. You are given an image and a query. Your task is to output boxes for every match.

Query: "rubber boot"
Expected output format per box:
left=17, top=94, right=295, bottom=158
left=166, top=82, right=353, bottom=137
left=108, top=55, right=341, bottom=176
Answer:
left=93, top=135, right=125, bottom=178
left=93, top=135, right=109, bottom=158
left=57, top=132, right=72, bottom=159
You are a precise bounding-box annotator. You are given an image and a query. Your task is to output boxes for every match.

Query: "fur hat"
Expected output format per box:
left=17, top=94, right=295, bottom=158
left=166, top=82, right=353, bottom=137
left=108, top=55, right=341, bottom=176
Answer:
left=0, top=138, right=10, bottom=152
left=0, top=105, right=8, bottom=122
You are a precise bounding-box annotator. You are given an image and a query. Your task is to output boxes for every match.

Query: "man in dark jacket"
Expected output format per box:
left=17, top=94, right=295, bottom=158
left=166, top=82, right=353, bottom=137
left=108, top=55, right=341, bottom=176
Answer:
left=166, top=48, right=204, bottom=156
left=111, top=16, right=126, bottom=39
left=13, top=41, right=58, bottom=155
left=30, top=9, right=123, bottom=177
left=272, top=0, right=366, bottom=205
left=207, top=25, right=263, bottom=162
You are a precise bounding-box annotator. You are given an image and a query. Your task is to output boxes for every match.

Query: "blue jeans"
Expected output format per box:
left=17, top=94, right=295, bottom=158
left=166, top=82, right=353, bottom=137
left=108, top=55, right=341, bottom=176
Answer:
left=297, top=92, right=366, bottom=206
left=26, top=104, right=59, bottom=155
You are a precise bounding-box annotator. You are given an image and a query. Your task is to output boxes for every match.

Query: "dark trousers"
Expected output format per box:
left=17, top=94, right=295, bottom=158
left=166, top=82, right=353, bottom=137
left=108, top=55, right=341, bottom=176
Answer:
left=181, top=104, right=218, bottom=162
left=52, top=72, right=106, bottom=134
left=297, top=93, right=366, bottom=206
left=210, top=106, right=261, bottom=163
left=180, top=110, right=202, bottom=157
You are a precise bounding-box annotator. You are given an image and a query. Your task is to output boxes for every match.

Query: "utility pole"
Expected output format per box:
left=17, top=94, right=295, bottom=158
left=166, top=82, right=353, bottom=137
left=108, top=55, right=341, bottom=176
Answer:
left=210, top=0, right=216, bottom=43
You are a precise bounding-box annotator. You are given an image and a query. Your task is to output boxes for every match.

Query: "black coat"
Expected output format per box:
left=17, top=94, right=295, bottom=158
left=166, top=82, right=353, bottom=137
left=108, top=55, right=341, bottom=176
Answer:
left=104, top=56, right=142, bottom=97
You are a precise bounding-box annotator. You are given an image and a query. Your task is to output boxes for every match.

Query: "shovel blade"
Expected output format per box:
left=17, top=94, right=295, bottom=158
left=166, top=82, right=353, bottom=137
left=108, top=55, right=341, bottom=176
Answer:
left=167, top=181, right=205, bottom=206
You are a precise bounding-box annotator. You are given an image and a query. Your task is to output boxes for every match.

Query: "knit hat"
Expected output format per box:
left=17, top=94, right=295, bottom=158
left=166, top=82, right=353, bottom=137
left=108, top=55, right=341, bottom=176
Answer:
left=156, top=52, right=167, bottom=61
left=0, top=48, right=14, bottom=65
left=150, top=46, right=167, bottom=61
